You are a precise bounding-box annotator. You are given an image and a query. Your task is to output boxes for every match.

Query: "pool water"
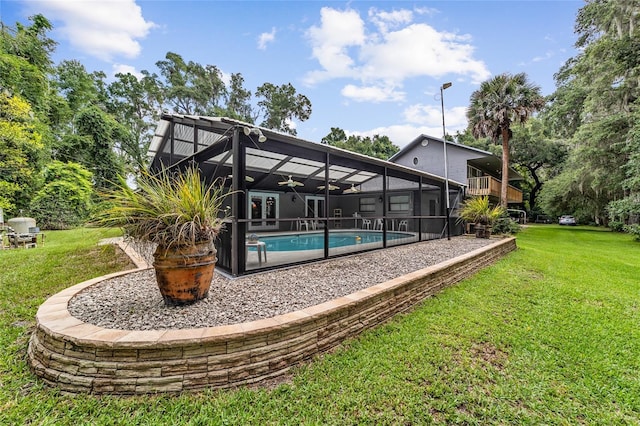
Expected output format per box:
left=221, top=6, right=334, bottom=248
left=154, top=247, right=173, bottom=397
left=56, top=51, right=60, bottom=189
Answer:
left=251, top=231, right=412, bottom=252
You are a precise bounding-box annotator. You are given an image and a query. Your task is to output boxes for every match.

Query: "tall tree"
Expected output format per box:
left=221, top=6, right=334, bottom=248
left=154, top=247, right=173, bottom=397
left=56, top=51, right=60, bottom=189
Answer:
left=53, top=60, right=106, bottom=114
left=0, top=14, right=56, bottom=118
left=542, top=0, right=640, bottom=224
left=256, top=82, right=311, bottom=135
left=321, top=127, right=348, bottom=145
left=107, top=71, right=163, bottom=169
left=74, top=106, right=126, bottom=189
left=155, top=52, right=227, bottom=115
left=466, top=72, right=545, bottom=207
left=321, top=127, right=400, bottom=160
left=510, top=118, right=568, bottom=212
left=223, top=73, right=254, bottom=122
left=0, top=92, right=46, bottom=214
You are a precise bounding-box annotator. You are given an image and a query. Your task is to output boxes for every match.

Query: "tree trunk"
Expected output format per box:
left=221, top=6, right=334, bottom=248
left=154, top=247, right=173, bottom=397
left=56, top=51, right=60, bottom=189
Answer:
left=501, top=127, right=510, bottom=208
left=528, top=168, right=542, bottom=213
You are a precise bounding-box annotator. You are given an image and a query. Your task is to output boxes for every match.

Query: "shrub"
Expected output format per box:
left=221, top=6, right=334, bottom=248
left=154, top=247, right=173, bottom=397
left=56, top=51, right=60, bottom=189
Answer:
left=493, top=216, right=521, bottom=235
left=29, top=161, right=95, bottom=229
left=624, top=224, right=640, bottom=241
left=608, top=221, right=626, bottom=232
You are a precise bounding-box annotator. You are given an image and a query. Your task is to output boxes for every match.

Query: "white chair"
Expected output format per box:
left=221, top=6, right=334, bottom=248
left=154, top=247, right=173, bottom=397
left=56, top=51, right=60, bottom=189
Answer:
left=374, top=218, right=383, bottom=231
left=297, top=218, right=309, bottom=231
left=398, top=220, right=408, bottom=231
left=361, top=218, right=371, bottom=230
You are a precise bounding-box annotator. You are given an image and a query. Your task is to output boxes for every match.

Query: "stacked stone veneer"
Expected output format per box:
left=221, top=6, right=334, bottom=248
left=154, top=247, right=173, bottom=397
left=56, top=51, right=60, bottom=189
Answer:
left=28, top=237, right=516, bottom=394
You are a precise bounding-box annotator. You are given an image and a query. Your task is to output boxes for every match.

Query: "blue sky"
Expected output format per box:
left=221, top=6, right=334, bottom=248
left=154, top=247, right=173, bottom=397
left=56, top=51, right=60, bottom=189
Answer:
left=3, top=0, right=582, bottom=148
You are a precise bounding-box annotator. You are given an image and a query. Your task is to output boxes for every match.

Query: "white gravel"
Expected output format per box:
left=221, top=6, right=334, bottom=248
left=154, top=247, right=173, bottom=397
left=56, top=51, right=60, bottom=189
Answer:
left=68, top=237, right=493, bottom=330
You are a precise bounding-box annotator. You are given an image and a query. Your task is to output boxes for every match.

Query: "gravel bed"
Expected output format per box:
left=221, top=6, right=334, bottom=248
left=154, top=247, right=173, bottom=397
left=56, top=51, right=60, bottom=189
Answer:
left=68, top=237, right=494, bottom=330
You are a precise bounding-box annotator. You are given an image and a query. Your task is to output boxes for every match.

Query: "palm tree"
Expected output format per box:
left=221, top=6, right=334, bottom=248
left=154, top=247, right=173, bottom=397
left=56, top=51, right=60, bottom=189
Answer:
left=467, top=72, right=545, bottom=207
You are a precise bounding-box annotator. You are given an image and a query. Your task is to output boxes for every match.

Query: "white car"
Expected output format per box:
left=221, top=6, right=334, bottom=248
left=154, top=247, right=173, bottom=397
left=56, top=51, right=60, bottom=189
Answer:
left=559, top=215, right=577, bottom=226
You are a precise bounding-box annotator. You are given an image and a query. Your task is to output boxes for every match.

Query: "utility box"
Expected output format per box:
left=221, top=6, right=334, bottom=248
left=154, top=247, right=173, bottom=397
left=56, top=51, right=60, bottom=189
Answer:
left=7, top=217, right=36, bottom=234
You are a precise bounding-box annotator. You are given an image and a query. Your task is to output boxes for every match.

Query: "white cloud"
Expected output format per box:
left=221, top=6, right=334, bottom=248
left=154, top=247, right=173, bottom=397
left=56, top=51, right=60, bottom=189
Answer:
left=258, top=27, right=277, bottom=50
left=345, top=104, right=468, bottom=149
left=368, top=8, right=413, bottom=33
left=532, top=50, right=554, bottom=62
left=30, top=0, right=155, bottom=62
left=111, top=63, right=142, bottom=79
left=359, top=24, right=489, bottom=84
left=519, top=50, right=556, bottom=67
left=414, top=6, right=438, bottom=16
left=346, top=124, right=438, bottom=149
left=341, top=84, right=405, bottom=102
left=304, top=7, right=367, bottom=84
left=220, top=70, right=232, bottom=88
left=403, top=104, right=467, bottom=129
left=304, top=6, right=490, bottom=88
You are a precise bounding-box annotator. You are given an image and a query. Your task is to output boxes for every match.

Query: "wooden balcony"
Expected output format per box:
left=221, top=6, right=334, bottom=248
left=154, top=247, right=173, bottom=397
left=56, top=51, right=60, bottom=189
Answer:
left=467, top=176, right=523, bottom=204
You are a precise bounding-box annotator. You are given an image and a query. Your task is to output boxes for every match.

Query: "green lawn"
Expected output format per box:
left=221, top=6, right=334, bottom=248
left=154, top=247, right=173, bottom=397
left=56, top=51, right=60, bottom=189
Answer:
left=1, top=225, right=639, bottom=425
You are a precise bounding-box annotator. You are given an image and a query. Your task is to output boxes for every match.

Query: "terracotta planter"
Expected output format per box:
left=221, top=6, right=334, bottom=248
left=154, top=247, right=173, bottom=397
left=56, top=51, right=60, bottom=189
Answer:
left=153, top=241, right=217, bottom=306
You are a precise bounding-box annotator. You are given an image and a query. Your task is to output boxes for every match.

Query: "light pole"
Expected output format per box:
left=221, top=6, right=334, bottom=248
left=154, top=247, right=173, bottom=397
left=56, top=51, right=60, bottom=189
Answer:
left=440, top=82, right=452, bottom=240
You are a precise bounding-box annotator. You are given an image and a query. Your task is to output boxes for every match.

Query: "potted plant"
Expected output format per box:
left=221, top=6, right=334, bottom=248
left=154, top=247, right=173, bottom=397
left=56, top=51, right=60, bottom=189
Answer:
left=458, top=196, right=505, bottom=238
left=100, top=165, right=228, bottom=306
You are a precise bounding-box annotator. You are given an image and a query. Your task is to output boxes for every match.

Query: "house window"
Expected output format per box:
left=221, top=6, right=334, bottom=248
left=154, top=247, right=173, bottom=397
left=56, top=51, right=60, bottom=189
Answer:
left=359, top=197, right=376, bottom=212
left=389, top=194, right=410, bottom=212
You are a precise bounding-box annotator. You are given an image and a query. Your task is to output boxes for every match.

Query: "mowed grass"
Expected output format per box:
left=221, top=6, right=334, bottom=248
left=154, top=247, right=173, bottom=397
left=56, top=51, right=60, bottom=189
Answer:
left=1, top=225, right=639, bottom=424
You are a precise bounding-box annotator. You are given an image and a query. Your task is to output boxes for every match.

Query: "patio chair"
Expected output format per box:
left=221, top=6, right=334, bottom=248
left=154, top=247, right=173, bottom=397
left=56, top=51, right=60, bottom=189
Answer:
left=297, top=218, right=309, bottom=231
left=398, top=220, right=408, bottom=231
left=374, top=218, right=383, bottom=231
left=361, top=218, right=371, bottom=230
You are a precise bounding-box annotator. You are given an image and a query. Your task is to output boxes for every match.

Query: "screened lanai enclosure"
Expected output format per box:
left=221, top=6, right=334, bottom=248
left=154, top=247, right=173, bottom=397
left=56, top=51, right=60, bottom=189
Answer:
left=148, top=115, right=465, bottom=276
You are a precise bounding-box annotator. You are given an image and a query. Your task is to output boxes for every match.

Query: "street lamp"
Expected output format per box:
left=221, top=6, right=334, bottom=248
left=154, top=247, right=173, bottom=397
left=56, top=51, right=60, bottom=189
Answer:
left=440, top=82, right=452, bottom=240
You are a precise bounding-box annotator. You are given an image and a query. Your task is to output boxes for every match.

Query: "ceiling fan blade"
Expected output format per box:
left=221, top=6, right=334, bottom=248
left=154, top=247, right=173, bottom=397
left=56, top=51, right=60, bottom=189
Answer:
left=227, top=174, right=254, bottom=182
left=343, top=184, right=359, bottom=194
left=318, top=184, right=339, bottom=191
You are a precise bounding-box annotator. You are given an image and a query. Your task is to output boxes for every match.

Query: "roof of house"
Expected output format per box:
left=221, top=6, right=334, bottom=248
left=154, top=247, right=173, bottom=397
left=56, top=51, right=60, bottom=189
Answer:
left=389, top=134, right=523, bottom=181
left=389, top=134, right=493, bottom=163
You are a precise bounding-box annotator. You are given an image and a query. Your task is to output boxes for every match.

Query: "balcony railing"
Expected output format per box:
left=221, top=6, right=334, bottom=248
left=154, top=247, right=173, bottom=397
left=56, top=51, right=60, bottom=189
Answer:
left=467, top=176, right=523, bottom=204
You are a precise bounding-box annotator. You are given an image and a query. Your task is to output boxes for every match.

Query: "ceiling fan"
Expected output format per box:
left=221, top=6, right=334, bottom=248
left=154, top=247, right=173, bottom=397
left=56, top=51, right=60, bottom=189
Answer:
left=317, top=183, right=339, bottom=191
left=278, top=175, right=304, bottom=188
left=343, top=183, right=360, bottom=194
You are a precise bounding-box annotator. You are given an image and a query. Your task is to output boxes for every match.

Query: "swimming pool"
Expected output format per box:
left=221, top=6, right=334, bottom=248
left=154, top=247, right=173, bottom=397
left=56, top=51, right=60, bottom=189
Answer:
left=251, top=231, right=413, bottom=252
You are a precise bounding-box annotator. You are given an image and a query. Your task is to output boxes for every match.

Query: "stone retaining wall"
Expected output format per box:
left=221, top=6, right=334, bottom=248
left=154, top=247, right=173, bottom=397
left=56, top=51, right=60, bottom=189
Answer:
left=28, top=237, right=516, bottom=394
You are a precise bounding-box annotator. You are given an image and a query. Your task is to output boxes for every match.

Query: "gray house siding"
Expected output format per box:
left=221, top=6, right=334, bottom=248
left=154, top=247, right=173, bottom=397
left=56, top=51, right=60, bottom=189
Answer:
left=391, top=136, right=489, bottom=185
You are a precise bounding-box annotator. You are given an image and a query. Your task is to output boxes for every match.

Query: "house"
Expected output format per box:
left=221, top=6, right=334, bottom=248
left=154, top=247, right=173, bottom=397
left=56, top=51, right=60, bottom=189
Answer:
left=147, top=115, right=467, bottom=276
left=389, top=135, right=524, bottom=205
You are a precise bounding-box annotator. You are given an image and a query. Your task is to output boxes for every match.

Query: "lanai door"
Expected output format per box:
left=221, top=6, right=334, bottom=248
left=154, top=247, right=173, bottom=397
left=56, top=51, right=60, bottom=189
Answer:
left=305, top=196, right=325, bottom=218
left=248, top=191, right=279, bottom=231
